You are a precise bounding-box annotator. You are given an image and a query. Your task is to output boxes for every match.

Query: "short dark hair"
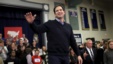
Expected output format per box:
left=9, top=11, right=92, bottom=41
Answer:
left=35, top=49, right=39, bottom=52
left=53, top=5, right=65, bottom=13
left=26, top=48, right=32, bottom=54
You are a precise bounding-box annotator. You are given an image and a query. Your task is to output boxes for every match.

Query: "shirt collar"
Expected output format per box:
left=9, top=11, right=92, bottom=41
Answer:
left=55, top=18, right=64, bottom=25
left=86, top=47, right=92, bottom=50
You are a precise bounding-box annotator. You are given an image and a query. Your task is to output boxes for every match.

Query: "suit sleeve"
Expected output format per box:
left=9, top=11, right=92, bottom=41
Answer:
left=29, top=21, right=49, bottom=34
left=69, top=26, right=80, bottom=56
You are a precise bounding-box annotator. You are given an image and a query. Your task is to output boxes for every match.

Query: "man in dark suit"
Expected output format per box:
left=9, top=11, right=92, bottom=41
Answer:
left=24, top=5, right=82, bottom=64
left=82, top=39, right=97, bottom=64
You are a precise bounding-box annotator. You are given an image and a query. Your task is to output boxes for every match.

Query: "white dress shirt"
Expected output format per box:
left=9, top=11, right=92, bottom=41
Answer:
left=86, top=47, right=94, bottom=60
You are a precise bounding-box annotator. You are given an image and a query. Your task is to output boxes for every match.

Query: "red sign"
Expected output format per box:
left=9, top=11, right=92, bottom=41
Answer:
left=4, top=27, right=22, bottom=38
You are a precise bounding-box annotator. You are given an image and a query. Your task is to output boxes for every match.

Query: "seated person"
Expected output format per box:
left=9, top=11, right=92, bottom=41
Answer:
left=5, top=50, right=20, bottom=64
left=32, top=49, right=42, bottom=64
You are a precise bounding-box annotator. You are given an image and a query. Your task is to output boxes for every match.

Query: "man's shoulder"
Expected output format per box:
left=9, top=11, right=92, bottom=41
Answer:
left=65, top=22, right=70, bottom=25
left=48, top=19, right=55, bottom=21
left=44, top=19, right=57, bottom=25
left=64, top=22, right=72, bottom=28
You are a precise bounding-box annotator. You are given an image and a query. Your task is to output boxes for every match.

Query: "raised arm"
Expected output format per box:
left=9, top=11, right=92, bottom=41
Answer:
left=24, top=12, right=48, bottom=34
left=24, top=12, right=36, bottom=24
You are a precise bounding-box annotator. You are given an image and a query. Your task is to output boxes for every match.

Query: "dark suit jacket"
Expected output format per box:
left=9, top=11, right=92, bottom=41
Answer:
left=81, top=47, right=97, bottom=64
left=96, top=48, right=104, bottom=64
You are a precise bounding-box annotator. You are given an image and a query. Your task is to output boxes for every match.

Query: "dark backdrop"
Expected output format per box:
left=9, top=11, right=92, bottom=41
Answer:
left=0, top=6, right=43, bottom=48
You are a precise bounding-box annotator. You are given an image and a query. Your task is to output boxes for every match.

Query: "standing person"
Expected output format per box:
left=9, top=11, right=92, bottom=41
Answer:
left=32, top=50, right=42, bottom=64
left=5, top=50, right=20, bottom=64
left=82, top=39, right=97, bottom=64
left=24, top=5, right=82, bottom=64
left=0, top=39, right=8, bottom=62
left=104, top=40, right=113, bottom=64
left=26, top=48, right=33, bottom=64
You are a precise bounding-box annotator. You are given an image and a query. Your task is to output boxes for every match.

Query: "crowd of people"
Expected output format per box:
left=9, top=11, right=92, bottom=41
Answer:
left=0, top=33, right=47, bottom=64
left=0, top=33, right=113, bottom=64
left=70, top=39, right=113, bottom=64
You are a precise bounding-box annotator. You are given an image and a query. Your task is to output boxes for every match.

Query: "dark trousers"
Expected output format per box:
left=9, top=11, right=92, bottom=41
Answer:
left=48, top=55, right=69, bottom=64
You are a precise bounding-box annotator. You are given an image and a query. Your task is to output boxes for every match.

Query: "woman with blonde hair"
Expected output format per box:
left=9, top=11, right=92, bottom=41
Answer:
left=104, top=40, right=113, bottom=64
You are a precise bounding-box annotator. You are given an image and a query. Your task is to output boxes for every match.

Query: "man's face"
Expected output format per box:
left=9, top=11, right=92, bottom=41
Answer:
left=54, top=6, right=65, bottom=19
left=35, top=51, right=39, bottom=56
left=42, top=46, right=46, bottom=51
left=86, top=40, right=93, bottom=48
